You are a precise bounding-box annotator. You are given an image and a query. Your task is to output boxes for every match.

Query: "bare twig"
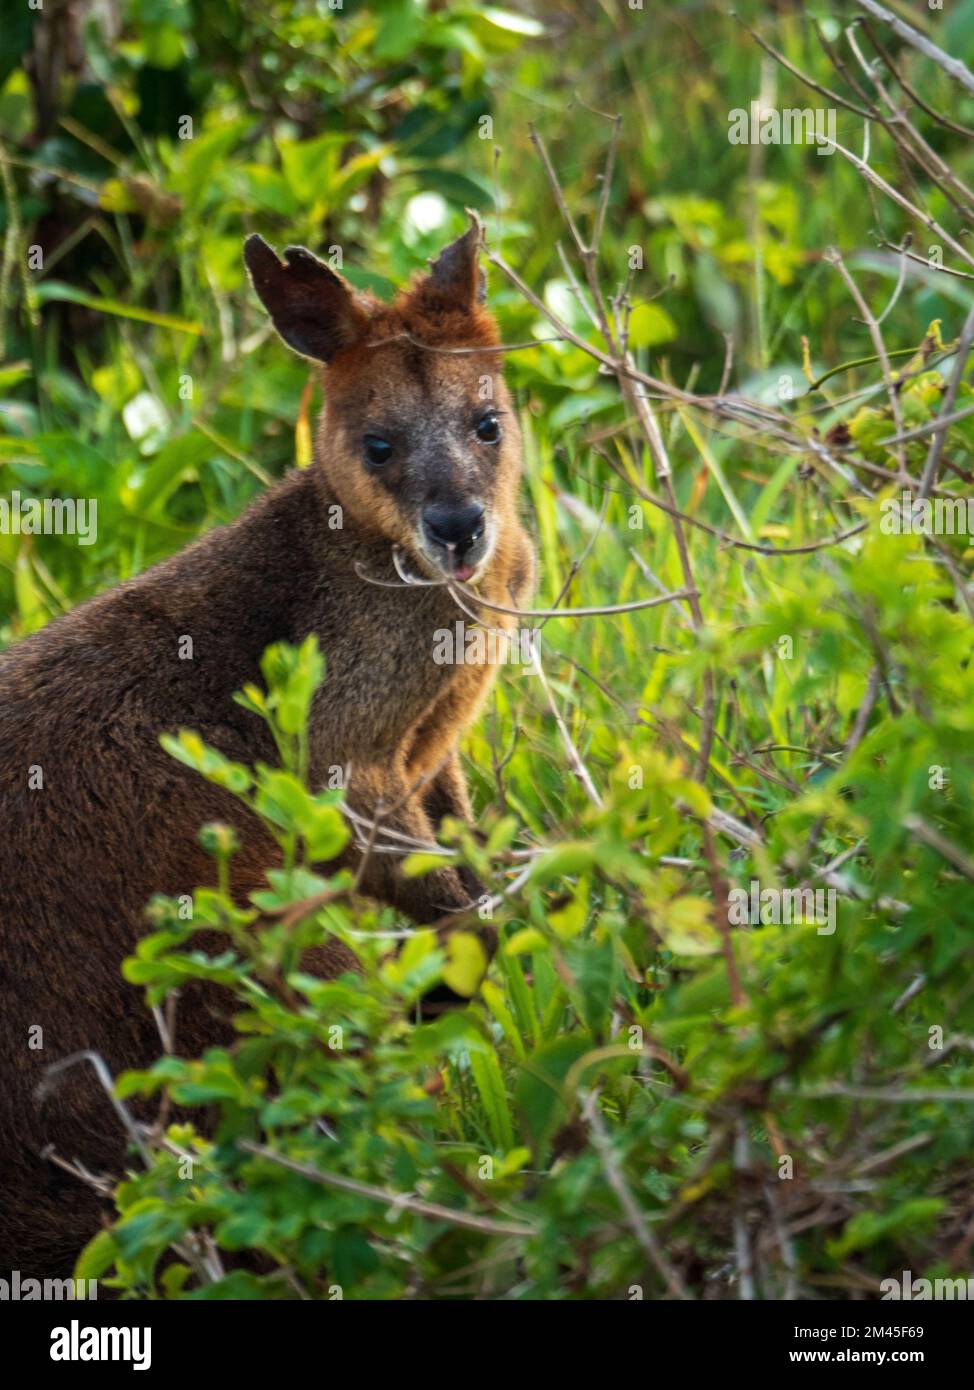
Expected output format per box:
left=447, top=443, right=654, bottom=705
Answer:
left=918, top=301, right=974, bottom=499
left=529, top=642, right=604, bottom=808
left=854, top=1, right=974, bottom=99
left=818, top=134, right=974, bottom=272
left=902, top=814, right=974, bottom=882
left=37, top=1051, right=153, bottom=1165
left=237, top=1140, right=537, bottom=1237
left=581, top=1090, right=692, bottom=1299
left=826, top=246, right=907, bottom=473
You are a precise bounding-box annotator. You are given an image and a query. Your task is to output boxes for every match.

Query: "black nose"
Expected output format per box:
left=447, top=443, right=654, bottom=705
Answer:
left=422, top=502, right=485, bottom=551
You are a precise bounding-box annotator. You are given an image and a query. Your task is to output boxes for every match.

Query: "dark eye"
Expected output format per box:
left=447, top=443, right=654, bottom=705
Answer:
left=475, top=413, right=501, bottom=444
left=363, top=435, right=393, bottom=467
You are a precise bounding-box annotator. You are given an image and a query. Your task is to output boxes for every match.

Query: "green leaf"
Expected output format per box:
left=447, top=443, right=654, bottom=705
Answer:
left=626, top=302, right=678, bottom=348
left=652, top=895, right=721, bottom=957
left=278, top=133, right=343, bottom=204
left=827, top=1199, right=945, bottom=1260
left=216, top=1208, right=271, bottom=1250
left=160, top=1263, right=193, bottom=1298
left=565, top=937, right=617, bottom=1039
left=469, top=1043, right=515, bottom=1151
left=161, top=731, right=252, bottom=794
left=402, top=851, right=453, bottom=877
left=74, top=1229, right=118, bottom=1283
left=499, top=948, right=541, bottom=1048
left=505, top=926, right=548, bottom=956
left=442, top=931, right=488, bottom=997
left=515, top=1036, right=592, bottom=1152
left=481, top=980, right=526, bottom=1057
left=33, top=282, right=202, bottom=335
left=408, top=167, right=494, bottom=210
left=125, top=433, right=211, bottom=515
left=529, top=842, right=596, bottom=886
left=170, top=120, right=249, bottom=203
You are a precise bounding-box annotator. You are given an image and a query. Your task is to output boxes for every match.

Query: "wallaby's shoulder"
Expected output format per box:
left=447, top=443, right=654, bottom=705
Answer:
left=0, top=471, right=315, bottom=660
left=0, top=470, right=334, bottom=758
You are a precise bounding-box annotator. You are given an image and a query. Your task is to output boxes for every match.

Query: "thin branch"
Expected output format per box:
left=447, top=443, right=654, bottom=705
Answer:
left=238, top=1140, right=538, bottom=1237
left=731, top=11, right=873, bottom=119
left=876, top=240, right=974, bottom=282
left=862, top=22, right=974, bottom=140
left=355, top=553, right=698, bottom=621
left=802, top=1083, right=974, bottom=1103
left=581, top=1090, right=692, bottom=1300
left=37, top=1051, right=153, bottom=1165
left=854, top=1, right=974, bottom=99
left=818, top=134, right=974, bottom=272
left=530, top=641, right=604, bottom=808
left=601, top=445, right=867, bottom=556
left=918, top=300, right=974, bottom=499
left=877, top=398, right=974, bottom=449
left=826, top=246, right=907, bottom=472
left=902, top=814, right=974, bottom=882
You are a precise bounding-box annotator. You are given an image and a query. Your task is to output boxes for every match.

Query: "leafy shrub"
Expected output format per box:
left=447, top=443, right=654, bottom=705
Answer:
left=75, top=566, right=974, bottom=1298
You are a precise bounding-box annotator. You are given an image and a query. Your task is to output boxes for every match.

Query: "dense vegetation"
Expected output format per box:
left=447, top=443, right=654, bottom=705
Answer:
left=2, top=0, right=974, bottom=1299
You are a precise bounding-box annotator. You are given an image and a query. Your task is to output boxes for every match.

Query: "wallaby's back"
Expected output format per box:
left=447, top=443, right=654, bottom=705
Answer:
left=0, top=474, right=342, bottom=1270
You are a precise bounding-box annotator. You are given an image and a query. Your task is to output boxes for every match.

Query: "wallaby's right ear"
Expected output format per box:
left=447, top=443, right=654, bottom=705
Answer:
left=243, top=235, right=370, bottom=362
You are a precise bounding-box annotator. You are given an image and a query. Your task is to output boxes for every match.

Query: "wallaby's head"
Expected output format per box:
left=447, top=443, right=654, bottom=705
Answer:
left=244, top=217, right=522, bottom=584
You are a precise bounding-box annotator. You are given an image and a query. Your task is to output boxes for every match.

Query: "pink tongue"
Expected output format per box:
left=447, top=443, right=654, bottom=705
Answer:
left=453, top=564, right=474, bottom=583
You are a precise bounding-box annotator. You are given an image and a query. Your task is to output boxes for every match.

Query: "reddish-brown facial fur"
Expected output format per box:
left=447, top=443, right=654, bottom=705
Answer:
left=249, top=223, right=521, bottom=586
left=0, top=218, right=535, bottom=1276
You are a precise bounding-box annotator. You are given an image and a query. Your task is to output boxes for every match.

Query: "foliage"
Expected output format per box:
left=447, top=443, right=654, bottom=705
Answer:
left=2, top=0, right=974, bottom=1298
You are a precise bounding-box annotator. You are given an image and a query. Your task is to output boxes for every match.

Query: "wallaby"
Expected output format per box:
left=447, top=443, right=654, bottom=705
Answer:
left=0, top=217, right=535, bottom=1276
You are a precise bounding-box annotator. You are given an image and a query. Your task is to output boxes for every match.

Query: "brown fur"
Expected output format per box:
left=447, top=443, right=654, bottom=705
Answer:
left=0, top=221, right=535, bottom=1275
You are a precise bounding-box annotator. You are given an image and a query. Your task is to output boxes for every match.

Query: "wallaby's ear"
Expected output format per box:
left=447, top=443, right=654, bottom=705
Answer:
left=243, top=235, right=370, bottom=362
left=414, top=211, right=487, bottom=311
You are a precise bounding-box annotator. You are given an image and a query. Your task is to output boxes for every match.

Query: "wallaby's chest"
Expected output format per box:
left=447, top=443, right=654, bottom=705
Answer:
left=310, top=575, right=512, bottom=770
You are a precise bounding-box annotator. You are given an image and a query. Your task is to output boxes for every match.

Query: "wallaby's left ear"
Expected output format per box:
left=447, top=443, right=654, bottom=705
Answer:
left=243, top=234, right=370, bottom=362
left=415, top=211, right=487, bottom=311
